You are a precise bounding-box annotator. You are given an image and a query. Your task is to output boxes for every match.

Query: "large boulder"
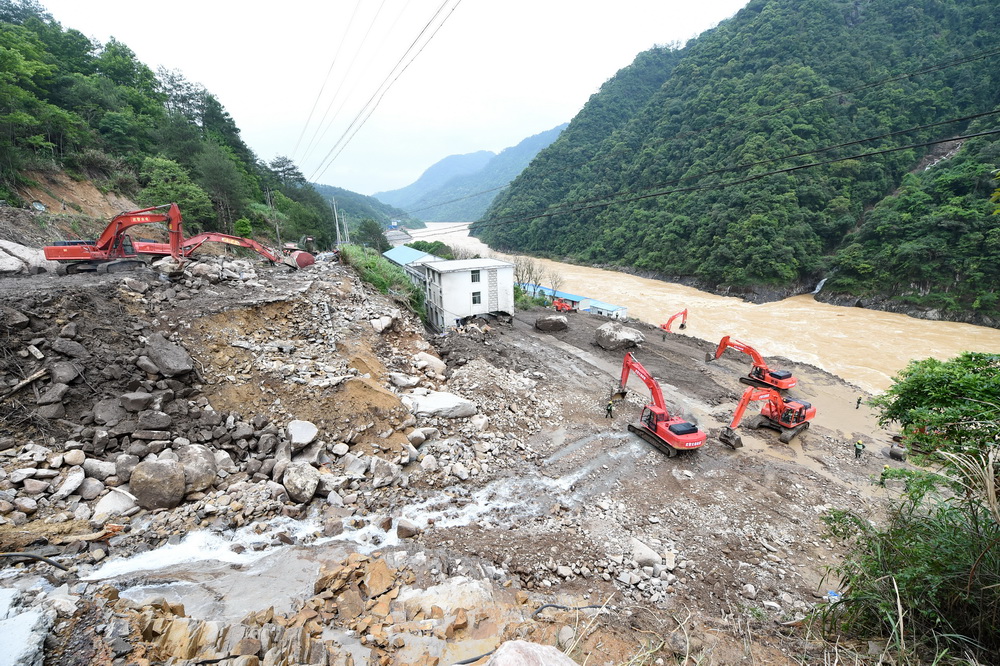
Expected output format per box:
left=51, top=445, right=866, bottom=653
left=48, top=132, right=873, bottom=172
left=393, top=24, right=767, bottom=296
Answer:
left=175, top=444, right=217, bottom=492
left=594, top=321, right=645, bottom=351
left=404, top=390, right=477, bottom=418
left=142, top=333, right=194, bottom=377
left=412, top=351, right=446, bottom=376
left=283, top=462, right=320, bottom=503
left=534, top=315, right=568, bottom=332
left=485, top=641, right=578, bottom=665
left=129, top=460, right=186, bottom=509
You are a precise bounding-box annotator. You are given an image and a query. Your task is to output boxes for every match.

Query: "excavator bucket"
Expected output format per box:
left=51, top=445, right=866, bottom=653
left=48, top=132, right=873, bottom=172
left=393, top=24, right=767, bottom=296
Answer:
left=719, top=427, right=743, bottom=449
left=610, top=389, right=628, bottom=402
left=679, top=323, right=687, bottom=330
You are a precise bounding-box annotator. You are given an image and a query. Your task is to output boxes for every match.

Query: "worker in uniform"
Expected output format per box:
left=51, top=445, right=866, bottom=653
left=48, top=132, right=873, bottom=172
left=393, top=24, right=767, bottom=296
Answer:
left=878, top=465, right=889, bottom=486
left=854, top=439, right=865, bottom=459
left=856, top=396, right=863, bottom=409
left=605, top=399, right=614, bottom=418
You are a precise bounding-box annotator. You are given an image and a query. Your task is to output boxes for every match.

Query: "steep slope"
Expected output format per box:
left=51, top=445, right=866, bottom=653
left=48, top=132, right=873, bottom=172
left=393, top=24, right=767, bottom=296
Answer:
left=373, top=151, right=495, bottom=210
left=400, top=124, right=568, bottom=222
left=473, top=0, right=1000, bottom=323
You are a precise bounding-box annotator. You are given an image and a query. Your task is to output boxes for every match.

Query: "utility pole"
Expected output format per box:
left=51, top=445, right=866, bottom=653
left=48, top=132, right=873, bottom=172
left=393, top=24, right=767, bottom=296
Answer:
left=265, top=187, right=281, bottom=247
left=331, top=198, right=341, bottom=246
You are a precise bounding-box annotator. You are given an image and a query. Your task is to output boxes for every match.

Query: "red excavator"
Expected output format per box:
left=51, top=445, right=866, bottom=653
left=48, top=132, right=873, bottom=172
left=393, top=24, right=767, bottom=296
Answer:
left=43, top=203, right=183, bottom=274
left=706, top=336, right=797, bottom=390
left=659, top=309, right=688, bottom=333
left=719, top=386, right=816, bottom=448
left=614, top=352, right=706, bottom=457
left=552, top=297, right=574, bottom=312
left=135, top=232, right=315, bottom=269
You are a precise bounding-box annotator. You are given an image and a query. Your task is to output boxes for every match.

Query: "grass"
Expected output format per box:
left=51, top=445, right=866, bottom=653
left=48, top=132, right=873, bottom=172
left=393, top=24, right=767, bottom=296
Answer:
left=339, top=244, right=426, bottom=321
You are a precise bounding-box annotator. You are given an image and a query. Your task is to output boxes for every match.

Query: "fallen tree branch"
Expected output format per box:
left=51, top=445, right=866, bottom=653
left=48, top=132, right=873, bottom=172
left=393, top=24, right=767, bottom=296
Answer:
left=0, top=368, right=48, bottom=402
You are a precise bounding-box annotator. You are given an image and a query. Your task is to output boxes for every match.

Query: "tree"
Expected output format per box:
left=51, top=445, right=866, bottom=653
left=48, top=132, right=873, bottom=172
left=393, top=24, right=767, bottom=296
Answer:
left=546, top=267, right=564, bottom=297
left=137, top=156, right=214, bottom=229
left=195, top=142, right=248, bottom=232
left=870, top=352, right=1000, bottom=458
left=354, top=218, right=390, bottom=252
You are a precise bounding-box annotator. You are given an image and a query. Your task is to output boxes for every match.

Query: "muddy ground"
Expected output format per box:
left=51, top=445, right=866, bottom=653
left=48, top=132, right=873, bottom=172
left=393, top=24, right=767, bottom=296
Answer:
left=0, top=217, right=903, bottom=664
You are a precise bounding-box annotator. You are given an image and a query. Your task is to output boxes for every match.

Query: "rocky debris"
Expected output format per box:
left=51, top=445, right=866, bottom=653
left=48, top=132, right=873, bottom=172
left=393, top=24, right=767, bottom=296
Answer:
left=594, top=321, right=645, bottom=350
left=534, top=314, right=568, bottom=332
left=129, top=460, right=186, bottom=509
left=0, top=587, right=55, bottom=666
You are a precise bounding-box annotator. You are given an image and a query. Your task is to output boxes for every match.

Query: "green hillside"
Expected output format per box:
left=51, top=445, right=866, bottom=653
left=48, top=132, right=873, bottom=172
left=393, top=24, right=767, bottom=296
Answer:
left=0, top=0, right=377, bottom=248
left=377, top=124, right=567, bottom=222
left=472, top=0, right=1000, bottom=324
left=310, top=182, right=424, bottom=231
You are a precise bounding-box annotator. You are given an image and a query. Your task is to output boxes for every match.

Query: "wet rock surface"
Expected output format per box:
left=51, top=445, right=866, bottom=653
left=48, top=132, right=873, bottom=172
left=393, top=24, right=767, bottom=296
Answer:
left=0, top=251, right=899, bottom=664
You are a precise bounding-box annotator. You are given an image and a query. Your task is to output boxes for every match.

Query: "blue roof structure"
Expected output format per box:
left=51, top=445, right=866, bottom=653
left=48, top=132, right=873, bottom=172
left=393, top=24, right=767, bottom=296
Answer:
left=518, top=284, right=586, bottom=302
left=383, top=246, right=433, bottom=266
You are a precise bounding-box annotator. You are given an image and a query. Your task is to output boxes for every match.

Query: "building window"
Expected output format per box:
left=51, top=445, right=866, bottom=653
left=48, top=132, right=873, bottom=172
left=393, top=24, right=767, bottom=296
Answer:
left=471, top=269, right=481, bottom=283
left=472, top=291, right=481, bottom=305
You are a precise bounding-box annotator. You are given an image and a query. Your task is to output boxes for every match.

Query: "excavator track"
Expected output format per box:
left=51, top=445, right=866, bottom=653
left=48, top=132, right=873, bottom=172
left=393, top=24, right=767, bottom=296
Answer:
left=627, top=423, right=679, bottom=457
left=778, top=421, right=810, bottom=444
left=739, top=376, right=781, bottom=390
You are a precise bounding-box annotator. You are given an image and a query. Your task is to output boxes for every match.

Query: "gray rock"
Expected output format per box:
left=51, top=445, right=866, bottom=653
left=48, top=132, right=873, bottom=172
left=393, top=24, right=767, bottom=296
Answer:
left=83, top=458, right=117, bottom=481
left=135, top=356, right=159, bottom=374
left=50, top=338, right=88, bottom=358
left=396, top=519, right=420, bottom=539
left=36, top=403, right=65, bottom=419
left=52, top=467, right=85, bottom=500
left=342, top=454, right=369, bottom=479
left=412, top=351, right=446, bottom=376
left=406, top=390, right=477, bottom=418
left=63, top=450, right=86, bottom=466
left=1, top=307, right=30, bottom=330
left=370, top=457, right=401, bottom=489
left=283, top=462, right=320, bottom=503
left=14, top=497, right=37, bottom=514
left=175, top=444, right=217, bottom=492
left=115, top=454, right=140, bottom=482
left=36, top=383, right=69, bottom=405
left=287, top=420, right=318, bottom=449
left=93, top=398, right=127, bottom=426
left=78, top=477, right=105, bottom=500
left=92, top=488, right=138, bottom=520
left=485, top=641, right=578, bottom=665
left=48, top=361, right=80, bottom=384
left=0, top=607, right=54, bottom=666
left=129, top=460, right=187, bottom=509
left=138, top=410, right=172, bottom=430
left=534, top=315, right=568, bottom=332
left=143, top=333, right=194, bottom=377
left=21, top=478, right=49, bottom=495
left=120, top=392, right=154, bottom=412
left=630, top=538, right=662, bottom=567
left=594, top=321, right=645, bottom=351
left=389, top=372, right=420, bottom=388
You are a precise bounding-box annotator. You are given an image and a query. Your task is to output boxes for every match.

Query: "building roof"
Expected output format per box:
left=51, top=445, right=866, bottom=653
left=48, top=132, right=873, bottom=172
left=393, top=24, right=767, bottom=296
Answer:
left=383, top=245, right=432, bottom=266
left=418, top=257, right=513, bottom=273
left=520, top=284, right=587, bottom=302
left=588, top=298, right=627, bottom=312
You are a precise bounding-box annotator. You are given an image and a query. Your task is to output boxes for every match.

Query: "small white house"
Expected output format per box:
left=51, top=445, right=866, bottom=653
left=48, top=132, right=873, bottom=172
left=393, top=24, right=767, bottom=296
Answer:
left=417, top=257, right=515, bottom=331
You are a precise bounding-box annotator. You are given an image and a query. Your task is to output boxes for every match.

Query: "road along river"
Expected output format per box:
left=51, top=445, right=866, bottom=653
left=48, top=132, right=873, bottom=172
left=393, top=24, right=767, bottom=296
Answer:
left=408, top=222, right=1000, bottom=393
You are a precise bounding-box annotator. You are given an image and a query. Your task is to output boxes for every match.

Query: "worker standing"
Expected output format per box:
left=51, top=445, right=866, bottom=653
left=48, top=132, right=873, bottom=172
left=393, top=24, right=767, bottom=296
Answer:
left=605, top=400, right=614, bottom=419
left=878, top=465, right=889, bottom=486
left=856, top=396, right=862, bottom=409
left=854, top=439, right=865, bottom=459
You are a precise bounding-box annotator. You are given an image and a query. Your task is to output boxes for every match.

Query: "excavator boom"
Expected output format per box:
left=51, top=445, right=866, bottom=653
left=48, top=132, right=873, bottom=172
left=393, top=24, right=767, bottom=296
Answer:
left=720, top=385, right=816, bottom=448
left=659, top=309, right=688, bottom=333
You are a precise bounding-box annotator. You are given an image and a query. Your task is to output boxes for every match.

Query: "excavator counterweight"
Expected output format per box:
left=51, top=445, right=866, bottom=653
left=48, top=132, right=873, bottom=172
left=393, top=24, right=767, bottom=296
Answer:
left=706, top=335, right=797, bottom=391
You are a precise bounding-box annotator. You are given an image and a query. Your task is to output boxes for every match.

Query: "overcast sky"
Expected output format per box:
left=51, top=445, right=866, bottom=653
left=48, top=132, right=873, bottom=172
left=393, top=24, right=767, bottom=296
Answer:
left=40, top=0, right=748, bottom=196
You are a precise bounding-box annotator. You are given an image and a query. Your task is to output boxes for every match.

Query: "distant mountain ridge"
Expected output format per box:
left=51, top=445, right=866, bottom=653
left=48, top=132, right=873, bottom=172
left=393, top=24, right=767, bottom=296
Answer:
left=310, top=183, right=424, bottom=230
left=373, top=124, right=567, bottom=222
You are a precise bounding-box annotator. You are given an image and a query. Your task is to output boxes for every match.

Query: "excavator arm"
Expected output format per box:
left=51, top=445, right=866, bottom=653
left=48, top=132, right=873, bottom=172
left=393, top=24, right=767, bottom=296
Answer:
left=616, top=352, right=666, bottom=411
left=659, top=309, right=688, bottom=333
left=44, top=203, right=184, bottom=268
left=706, top=335, right=797, bottom=390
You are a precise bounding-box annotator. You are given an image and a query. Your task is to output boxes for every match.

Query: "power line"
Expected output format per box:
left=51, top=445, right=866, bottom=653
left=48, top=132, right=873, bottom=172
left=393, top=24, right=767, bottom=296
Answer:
left=402, top=128, right=1000, bottom=243
left=309, top=0, right=464, bottom=183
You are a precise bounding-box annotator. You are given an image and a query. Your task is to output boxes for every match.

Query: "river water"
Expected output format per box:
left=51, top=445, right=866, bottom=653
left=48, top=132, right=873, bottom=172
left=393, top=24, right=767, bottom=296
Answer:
left=409, top=222, right=1000, bottom=393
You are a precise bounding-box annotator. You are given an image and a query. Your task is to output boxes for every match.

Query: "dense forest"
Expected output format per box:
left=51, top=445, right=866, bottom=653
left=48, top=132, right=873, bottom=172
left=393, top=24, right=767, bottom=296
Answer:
left=0, top=0, right=405, bottom=248
left=374, top=124, right=567, bottom=222
left=472, top=0, right=1000, bottom=324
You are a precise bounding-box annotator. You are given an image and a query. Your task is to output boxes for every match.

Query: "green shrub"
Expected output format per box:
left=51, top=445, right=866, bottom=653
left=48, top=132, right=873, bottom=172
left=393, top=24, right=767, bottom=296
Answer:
left=340, top=245, right=426, bottom=321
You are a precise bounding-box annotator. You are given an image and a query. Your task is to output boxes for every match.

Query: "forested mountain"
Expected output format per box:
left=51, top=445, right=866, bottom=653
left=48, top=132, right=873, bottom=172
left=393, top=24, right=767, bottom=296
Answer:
left=375, top=124, right=568, bottom=222
left=309, top=182, right=423, bottom=230
left=472, top=0, right=1000, bottom=324
left=0, top=0, right=375, bottom=249
left=374, top=151, right=494, bottom=210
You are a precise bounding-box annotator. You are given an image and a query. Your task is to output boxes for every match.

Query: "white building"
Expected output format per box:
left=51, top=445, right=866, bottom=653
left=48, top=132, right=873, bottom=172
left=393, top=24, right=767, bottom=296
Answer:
left=382, top=248, right=514, bottom=331
left=417, top=258, right=515, bottom=330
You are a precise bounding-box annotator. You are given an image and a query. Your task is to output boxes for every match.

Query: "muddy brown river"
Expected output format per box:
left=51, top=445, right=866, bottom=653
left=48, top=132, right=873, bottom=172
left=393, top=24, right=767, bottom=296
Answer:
left=409, top=222, right=1000, bottom=393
